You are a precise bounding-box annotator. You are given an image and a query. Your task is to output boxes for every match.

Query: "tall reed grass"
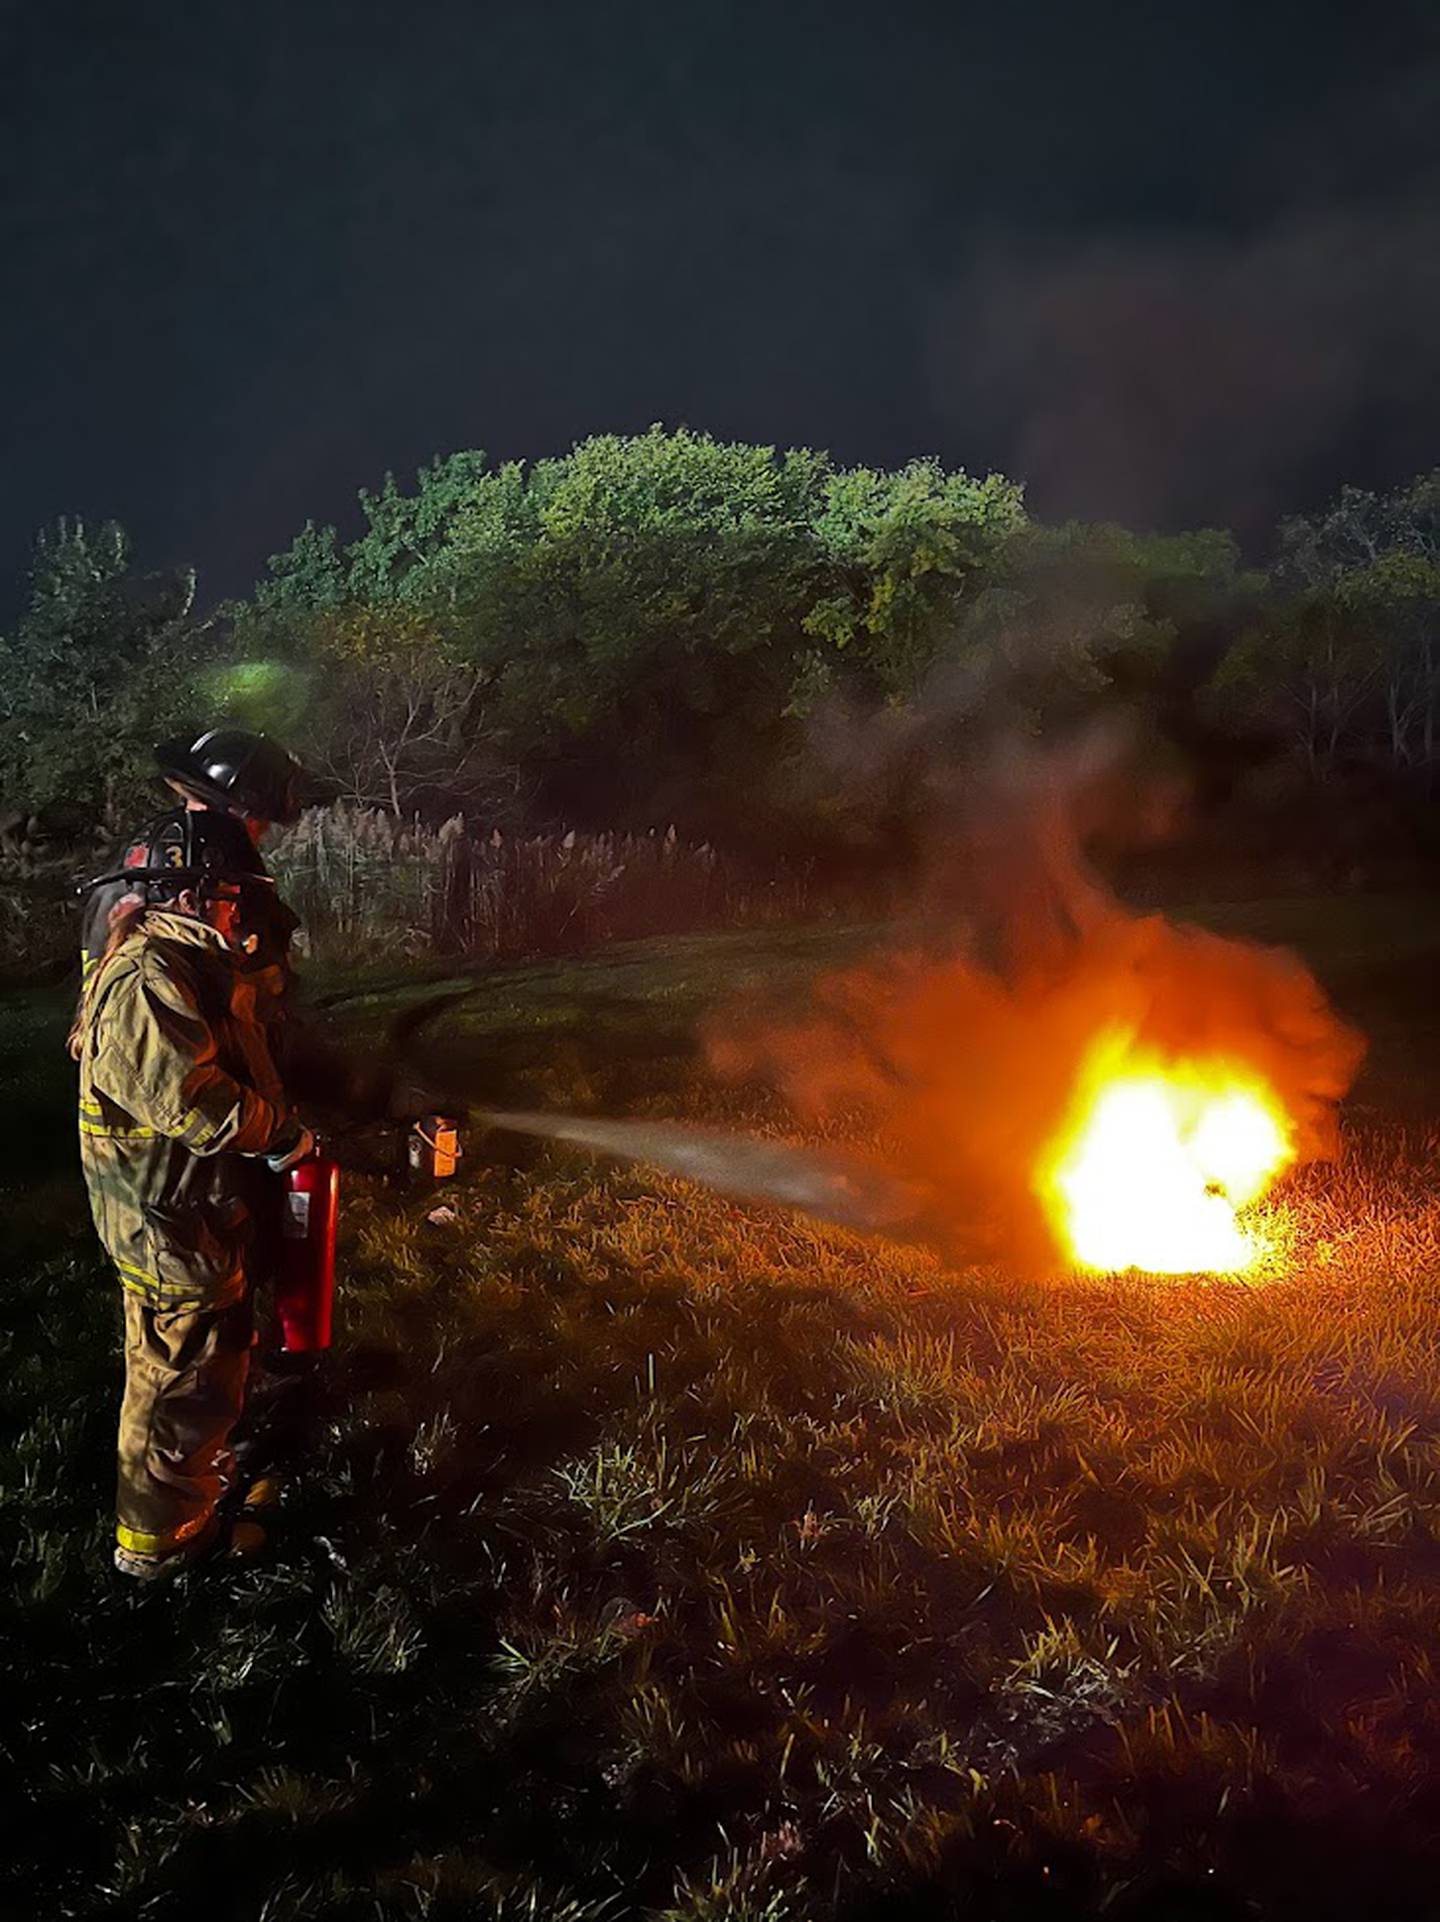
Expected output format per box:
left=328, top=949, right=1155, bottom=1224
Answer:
left=267, top=805, right=817, bottom=965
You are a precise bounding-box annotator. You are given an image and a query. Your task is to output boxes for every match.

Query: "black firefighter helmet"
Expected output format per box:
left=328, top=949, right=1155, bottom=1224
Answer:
left=83, top=808, right=271, bottom=909
left=77, top=808, right=293, bottom=970
left=154, top=727, right=306, bottom=825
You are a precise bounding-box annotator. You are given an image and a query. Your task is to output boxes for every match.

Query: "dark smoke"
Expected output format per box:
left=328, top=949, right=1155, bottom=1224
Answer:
left=932, top=194, right=1440, bottom=539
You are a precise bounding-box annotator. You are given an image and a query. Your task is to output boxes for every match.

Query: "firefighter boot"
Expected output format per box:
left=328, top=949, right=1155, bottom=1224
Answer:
left=241, top=1471, right=288, bottom=1514
left=113, top=1517, right=267, bottom=1583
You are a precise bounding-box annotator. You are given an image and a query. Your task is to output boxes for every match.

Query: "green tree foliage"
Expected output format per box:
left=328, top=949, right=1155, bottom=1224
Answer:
left=1275, top=473, right=1440, bottom=588
left=253, top=518, right=347, bottom=617
left=0, top=520, right=208, bottom=833
left=773, top=519, right=1261, bottom=867
left=302, top=603, right=506, bottom=817
left=29, top=433, right=1434, bottom=854
left=801, top=458, right=1026, bottom=698
left=253, top=454, right=499, bottom=620
left=240, top=428, right=1027, bottom=829
left=347, top=451, right=496, bottom=605
left=444, top=428, right=835, bottom=820
left=1226, top=473, right=1440, bottom=778
left=957, top=521, right=1260, bottom=728
left=232, top=459, right=517, bottom=817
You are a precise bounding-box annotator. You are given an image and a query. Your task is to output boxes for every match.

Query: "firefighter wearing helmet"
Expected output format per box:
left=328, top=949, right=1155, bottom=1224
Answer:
left=77, top=727, right=437, bottom=1578
left=80, top=728, right=306, bottom=997
left=84, top=728, right=399, bottom=1120
left=71, top=809, right=314, bottom=1579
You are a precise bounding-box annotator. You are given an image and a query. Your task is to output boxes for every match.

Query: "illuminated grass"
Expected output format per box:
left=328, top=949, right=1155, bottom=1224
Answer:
left=6, top=903, right=1440, bottom=1918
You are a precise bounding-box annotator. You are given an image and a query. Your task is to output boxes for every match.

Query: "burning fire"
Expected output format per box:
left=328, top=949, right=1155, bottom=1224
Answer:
left=709, top=915, right=1361, bottom=1278
left=1035, top=1028, right=1296, bottom=1275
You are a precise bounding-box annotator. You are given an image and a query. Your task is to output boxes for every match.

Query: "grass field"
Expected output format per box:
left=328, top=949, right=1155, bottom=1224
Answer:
left=6, top=897, right=1440, bottom=1920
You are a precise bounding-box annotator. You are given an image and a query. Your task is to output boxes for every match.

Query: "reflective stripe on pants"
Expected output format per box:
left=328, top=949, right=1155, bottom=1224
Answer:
left=116, top=1290, right=254, bottom=1556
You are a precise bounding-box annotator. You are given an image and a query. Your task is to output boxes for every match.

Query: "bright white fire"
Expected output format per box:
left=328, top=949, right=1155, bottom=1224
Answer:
left=1037, top=1028, right=1295, bottom=1275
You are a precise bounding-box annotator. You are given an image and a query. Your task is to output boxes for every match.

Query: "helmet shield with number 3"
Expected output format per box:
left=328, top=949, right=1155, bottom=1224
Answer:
left=78, top=806, right=298, bottom=966
left=98, top=808, right=270, bottom=903
left=154, top=728, right=305, bottom=825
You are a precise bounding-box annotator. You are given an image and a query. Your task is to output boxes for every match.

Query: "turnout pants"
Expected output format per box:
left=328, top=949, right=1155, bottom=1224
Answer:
left=115, top=1292, right=255, bottom=1558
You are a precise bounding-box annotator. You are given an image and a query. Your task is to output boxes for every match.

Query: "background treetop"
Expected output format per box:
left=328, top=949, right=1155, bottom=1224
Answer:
left=5, top=434, right=1436, bottom=846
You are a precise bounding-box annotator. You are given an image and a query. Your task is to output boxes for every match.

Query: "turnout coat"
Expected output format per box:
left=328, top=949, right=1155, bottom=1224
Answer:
left=76, top=911, right=295, bottom=1310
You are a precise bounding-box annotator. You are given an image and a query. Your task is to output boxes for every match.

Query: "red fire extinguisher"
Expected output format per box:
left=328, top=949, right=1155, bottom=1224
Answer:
left=275, top=1149, right=341, bottom=1352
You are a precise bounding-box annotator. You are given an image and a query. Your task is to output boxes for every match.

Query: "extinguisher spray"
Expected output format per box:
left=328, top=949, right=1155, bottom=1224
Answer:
left=275, top=1147, right=342, bottom=1353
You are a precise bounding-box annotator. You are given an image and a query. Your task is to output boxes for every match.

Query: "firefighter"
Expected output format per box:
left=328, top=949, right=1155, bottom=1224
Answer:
left=85, top=727, right=397, bottom=1113
left=80, top=733, right=327, bottom=1510
left=71, top=810, right=314, bottom=1580
left=81, top=726, right=306, bottom=1000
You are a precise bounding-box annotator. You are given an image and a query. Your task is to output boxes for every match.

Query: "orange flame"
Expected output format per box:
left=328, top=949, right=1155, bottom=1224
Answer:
left=709, top=912, right=1362, bottom=1277
left=1035, top=1029, right=1296, bottom=1274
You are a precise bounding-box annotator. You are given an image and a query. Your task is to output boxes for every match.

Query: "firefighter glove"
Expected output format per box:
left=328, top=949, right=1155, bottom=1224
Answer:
left=264, top=1122, right=315, bottom=1174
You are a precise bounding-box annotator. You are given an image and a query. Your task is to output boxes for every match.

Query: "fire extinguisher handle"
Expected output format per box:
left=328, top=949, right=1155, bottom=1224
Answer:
left=265, top=1122, right=317, bottom=1175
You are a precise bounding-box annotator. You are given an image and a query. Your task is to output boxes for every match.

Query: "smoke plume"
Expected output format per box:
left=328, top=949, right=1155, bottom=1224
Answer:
left=706, top=714, right=1365, bottom=1266
left=932, top=194, right=1440, bottom=539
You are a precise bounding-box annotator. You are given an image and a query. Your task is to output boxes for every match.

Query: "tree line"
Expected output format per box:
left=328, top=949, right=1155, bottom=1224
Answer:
left=2, top=427, right=1437, bottom=858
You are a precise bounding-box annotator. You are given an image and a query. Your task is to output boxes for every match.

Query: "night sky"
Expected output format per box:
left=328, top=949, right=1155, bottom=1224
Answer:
left=3, top=1, right=1437, bottom=616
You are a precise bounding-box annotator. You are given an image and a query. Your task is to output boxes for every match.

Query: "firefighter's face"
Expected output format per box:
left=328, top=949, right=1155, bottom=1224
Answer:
left=205, top=887, right=245, bottom=944
left=207, top=895, right=244, bottom=941
left=175, top=886, right=244, bottom=946
left=167, top=784, right=269, bottom=846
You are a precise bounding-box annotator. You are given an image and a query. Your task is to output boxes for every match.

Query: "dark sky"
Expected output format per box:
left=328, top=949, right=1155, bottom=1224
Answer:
left=3, top=0, right=1437, bottom=617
